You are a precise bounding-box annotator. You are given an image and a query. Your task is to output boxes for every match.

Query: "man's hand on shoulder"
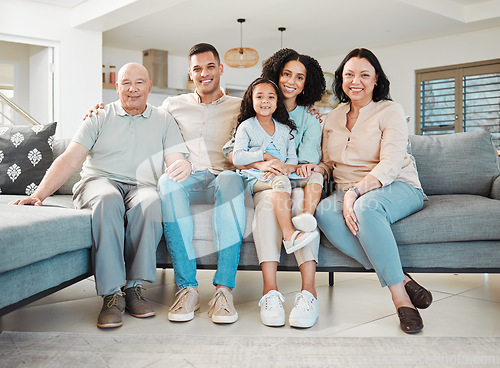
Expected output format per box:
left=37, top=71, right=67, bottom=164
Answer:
left=165, top=159, right=192, bottom=183
left=83, top=102, right=105, bottom=120
left=9, top=195, right=44, bottom=206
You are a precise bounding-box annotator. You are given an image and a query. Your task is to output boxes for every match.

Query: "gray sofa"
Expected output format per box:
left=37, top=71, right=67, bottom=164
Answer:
left=1, top=130, right=499, bottom=316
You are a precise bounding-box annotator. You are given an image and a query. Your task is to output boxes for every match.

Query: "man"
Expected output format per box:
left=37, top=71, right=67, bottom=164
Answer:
left=11, top=63, right=191, bottom=328
left=157, top=43, right=246, bottom=324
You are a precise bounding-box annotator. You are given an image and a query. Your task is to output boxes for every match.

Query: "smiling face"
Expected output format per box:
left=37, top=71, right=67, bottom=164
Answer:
left=189, top=51, right=223, bottom=102
left=342, top=57, right=378, bottom=107
left=279, top=60, right=306, bottom=103
left=252, top=82, right=278, bottom=121
left=116, top=63, right=152, bottom=115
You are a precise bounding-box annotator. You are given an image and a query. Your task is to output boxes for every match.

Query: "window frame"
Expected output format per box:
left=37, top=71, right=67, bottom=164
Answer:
left=415, top=59, right=500, bottom=137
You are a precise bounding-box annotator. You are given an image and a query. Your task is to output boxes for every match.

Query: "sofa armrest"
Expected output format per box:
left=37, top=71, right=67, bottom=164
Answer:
left=491, top=175, right=500, bottom=199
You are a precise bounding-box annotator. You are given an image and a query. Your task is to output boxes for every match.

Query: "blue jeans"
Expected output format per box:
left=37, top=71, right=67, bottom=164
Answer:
left=157, top=170, right=246, bottom=289
left=316, top=181, right=424, bottom=287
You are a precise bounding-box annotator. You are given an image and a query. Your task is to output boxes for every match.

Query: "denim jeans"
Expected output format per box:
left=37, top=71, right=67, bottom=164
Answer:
left=157, top=170, right=246, bottom=289
left=316, top=181, right=424, bottom=287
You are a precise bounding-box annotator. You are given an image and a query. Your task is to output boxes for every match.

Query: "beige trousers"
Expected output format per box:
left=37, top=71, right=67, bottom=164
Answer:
left=251, top=172, right=323, bottom=266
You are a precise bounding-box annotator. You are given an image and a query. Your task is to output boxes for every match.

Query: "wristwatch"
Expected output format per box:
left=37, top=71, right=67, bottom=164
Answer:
left=347, top=185, right=361, bottom=198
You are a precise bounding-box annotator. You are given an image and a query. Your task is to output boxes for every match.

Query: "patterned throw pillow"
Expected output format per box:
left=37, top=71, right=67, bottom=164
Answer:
left=0, top=122, right=57, bottom=195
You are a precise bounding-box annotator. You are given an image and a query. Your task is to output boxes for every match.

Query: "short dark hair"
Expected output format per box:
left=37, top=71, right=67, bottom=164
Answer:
left=188, top=43, right=220, bottom=64
left=237, top=77, right=296, bottom=135
left=261, top=48, right=325, bottom=107
left=334, top=48, right=391, bottom=103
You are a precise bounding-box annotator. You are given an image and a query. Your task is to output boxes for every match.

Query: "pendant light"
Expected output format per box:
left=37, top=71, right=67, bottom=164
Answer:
left=224, top=18, right=259, bottom=68
left=278, top=27, right=286, bottom=49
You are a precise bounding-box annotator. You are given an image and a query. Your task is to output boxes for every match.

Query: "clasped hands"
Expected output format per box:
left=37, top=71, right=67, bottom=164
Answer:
left=257, top=153, right=323, bottom=180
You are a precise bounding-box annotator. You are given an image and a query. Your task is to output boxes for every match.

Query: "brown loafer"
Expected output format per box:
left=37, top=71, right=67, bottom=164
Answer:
left=397, top=307, right=423, bottom=334
left=404, top=273, right=433, bottom=309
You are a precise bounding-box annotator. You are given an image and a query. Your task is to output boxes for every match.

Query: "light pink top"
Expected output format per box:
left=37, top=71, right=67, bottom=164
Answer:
left=320, top=100, right=422, bottom=191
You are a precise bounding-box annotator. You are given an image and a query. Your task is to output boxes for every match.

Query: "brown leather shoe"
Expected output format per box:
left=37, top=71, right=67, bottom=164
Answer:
left=97, top=292, right=125, bottom=328
left=404, top=273, right=433, bottom=309
left=124, top=285, right=155, bottom=318
left=397, top=307, right=423, bottom=334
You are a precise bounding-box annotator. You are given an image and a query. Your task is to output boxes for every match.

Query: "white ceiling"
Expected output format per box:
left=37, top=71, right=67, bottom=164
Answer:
left=30, top=0, right=500, bottom=60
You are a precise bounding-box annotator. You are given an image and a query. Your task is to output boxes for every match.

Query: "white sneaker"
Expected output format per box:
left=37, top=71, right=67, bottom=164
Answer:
left=292, top=213, right=317, bottom=232
left=258, top=290, right=285, bottom=327
left=289, top=290, right=319, bottom=328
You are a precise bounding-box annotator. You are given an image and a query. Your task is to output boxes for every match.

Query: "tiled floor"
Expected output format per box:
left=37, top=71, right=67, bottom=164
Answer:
left=1, top=270, right=499, bottom=337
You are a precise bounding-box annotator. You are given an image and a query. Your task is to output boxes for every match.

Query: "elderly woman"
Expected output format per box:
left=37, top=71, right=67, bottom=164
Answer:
left=307, top=48, right=432, bottom=334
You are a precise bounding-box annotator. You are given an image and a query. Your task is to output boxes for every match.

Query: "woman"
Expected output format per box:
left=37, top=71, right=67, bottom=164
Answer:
left=230, top=48, right=326, bottom=328
left=309, top=48, right=432, bottom=334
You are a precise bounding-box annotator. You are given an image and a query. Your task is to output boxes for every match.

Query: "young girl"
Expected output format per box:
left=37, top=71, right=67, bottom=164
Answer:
left=253, top=50, right=325, bottom=328
left=232, top=78, right=323, bottom=256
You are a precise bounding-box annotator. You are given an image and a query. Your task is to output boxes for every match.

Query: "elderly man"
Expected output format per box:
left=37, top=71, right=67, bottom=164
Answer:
left=11, top=63, right=190, bottom=328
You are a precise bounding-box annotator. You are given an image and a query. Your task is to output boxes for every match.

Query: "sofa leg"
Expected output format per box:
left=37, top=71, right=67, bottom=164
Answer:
left=329, top=272, right=334, bottom=286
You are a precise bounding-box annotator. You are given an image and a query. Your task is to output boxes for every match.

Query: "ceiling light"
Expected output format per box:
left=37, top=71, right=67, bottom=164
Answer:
left=278, top=27, right=286, bottom=49
left=224, top=18, right=259, bottom=69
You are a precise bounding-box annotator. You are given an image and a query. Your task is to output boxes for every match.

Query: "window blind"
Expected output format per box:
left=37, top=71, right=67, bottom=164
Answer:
left=416, top=59, right=500, bottom=149
left=462, top=72, right=500, bottom=148
left=420, top=77, right=456, bottom=135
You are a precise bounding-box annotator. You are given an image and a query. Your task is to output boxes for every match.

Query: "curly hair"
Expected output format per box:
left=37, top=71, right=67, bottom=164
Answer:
left=334, top=48, right=392, bottom=103
left=237, top=77, right=296, bottom=134
left=261, top=48, right=326, bottom=107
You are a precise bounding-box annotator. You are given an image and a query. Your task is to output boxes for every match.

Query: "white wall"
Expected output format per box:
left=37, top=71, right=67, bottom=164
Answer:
left=0, top=41, right=30, bottom=124
left=0, top=42, right=52, bottom=124
left=29, top=47, right=52, bottom=125
left=0, top=0, right=102, bottom=138
left=318, top=26, right=500, bottom=134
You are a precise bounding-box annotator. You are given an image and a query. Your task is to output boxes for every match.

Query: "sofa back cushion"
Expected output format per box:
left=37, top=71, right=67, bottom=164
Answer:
left=0, top=122, right=57, bottom=195
left=409, top=131, right=500, bottom=196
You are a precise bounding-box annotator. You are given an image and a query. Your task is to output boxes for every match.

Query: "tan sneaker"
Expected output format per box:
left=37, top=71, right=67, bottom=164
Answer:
left=208, top=288, right=238, bottom=324
left=168, top=287, right=200, bottom=322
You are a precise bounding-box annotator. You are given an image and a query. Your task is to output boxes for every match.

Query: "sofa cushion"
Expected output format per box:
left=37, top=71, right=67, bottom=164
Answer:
left=0, top=202, right=92, bottom=273
left=409, top=131, right=500, bottom=196
left=0, top=248, right=91, bottom=310
left=391, top=194, right=500, bottom=245
left=189, top=188, right=255, bottom=256
left=0, top=123, right=57, bottom=195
